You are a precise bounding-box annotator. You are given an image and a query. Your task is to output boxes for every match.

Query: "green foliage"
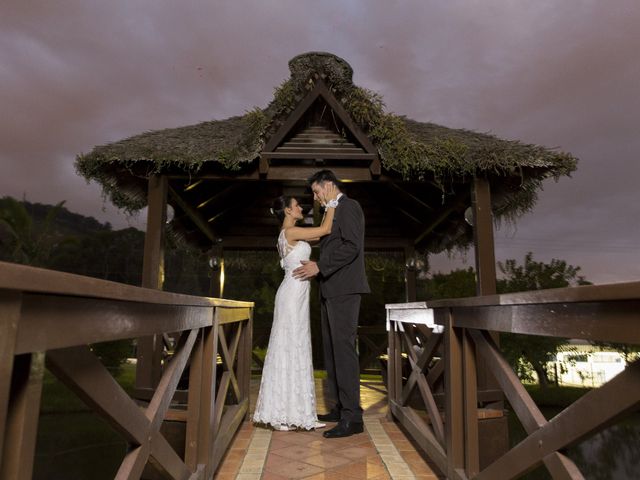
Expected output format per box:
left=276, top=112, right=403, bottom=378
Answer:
left=497, top=252, right=591, bottom=387
left=496, top=252, right=590, bottom=292
left=423, top=267, right=476, bottom=300
left=90, top=341, right=134, bottom=376
left=0, top=197, right=72, bottom=267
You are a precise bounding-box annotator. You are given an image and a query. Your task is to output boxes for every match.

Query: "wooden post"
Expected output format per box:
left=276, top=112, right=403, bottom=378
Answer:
left=136, top=174, right=168, bottom=392
left=444, top=312, right=464, bottom=479
left=0, top=352, right=45, bottom=480
left=0, top=292, right=22, bottom=475
left=237, top=310, right=253, bottom=420
left=472, top=177, right=497, bottom=296
left=471, top=176, right=503, bottom=408
left=463, top=330, right=480, bottom=476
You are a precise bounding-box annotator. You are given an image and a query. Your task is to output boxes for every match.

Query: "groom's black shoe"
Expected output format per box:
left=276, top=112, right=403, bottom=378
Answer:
left=322, top=419, right=364, bottom=438
left=317, top=410, right=341, bottom=422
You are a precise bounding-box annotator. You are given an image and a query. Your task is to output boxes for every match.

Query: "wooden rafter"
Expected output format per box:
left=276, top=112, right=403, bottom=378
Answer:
left=168, top=185, right=218, bottom=243
left=413, top=192, right=469, bottom=246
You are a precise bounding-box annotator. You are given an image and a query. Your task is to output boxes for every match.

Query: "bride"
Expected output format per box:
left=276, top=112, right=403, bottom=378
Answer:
left=253, top=185, right=338, bottom=431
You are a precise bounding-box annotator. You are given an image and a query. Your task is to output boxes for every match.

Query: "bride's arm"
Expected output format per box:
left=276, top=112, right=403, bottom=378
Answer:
left=286, top=184, right=338, bottom=243
left=286, top=206, right=335, bottom=242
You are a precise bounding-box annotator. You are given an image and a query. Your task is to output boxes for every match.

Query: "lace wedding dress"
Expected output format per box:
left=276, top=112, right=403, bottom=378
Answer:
left=252, top=229, right=319, bottom=430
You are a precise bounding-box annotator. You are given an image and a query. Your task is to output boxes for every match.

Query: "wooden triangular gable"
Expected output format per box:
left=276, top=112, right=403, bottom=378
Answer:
left=260, top=79, right=380, bottom=178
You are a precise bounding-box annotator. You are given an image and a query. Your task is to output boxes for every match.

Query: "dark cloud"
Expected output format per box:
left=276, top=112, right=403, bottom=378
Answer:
left=2, top=0, right=639, bottom=283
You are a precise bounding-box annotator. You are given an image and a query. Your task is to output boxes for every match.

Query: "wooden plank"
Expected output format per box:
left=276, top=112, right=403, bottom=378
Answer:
left=0, top=291, right=21, bottom=469
left=428, top=281, right=640, bottom=308
left=390, top=400, right=448, bottom=475
left=147, top=330, right=198, bottom=431
left=262, top=152, right=376, bottom=159
left=17, top=295, right=212, bottom=354
left=452, top=301, right=640, bottom=344
left=265, top=166, right=372, bottom=181
left=0, top=352, right=44, bottom=480
left=215, top=307, right=252, bottom=324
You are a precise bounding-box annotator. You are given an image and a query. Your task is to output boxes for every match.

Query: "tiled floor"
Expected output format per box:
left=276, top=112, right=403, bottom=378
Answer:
left=213, top=378, right=444, bottom=479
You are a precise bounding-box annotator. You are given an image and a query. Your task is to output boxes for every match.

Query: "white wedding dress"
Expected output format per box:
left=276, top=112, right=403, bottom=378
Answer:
left=252, top=229, right=319, bottom=430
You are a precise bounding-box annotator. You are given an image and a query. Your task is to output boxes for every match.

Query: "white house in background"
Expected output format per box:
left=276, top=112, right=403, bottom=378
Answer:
left=551, top=348, right=629, bottom=387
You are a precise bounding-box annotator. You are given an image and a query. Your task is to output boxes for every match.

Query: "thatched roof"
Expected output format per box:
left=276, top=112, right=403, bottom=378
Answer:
left=76, top=52, right=577, bottom=252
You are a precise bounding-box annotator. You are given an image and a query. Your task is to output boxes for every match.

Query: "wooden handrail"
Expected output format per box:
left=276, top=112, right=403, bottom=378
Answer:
left=0, top=261, right=252, bottom=308
left=0, top=262, right=254, bottom=480
left=427, top=280, right=640, bottom=308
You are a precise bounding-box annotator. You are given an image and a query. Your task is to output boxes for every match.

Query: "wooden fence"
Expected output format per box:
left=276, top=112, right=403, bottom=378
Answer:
left=0, top=261, right=253, bottom=480
left=387, top=280, right=640, bottom=480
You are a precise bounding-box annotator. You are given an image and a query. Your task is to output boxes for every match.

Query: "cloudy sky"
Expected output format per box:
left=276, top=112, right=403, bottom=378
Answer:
left=1, top=0, right=639, bottom=284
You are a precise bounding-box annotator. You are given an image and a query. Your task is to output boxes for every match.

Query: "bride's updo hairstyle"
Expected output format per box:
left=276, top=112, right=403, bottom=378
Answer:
left=270, top=196, right=295, bottom=223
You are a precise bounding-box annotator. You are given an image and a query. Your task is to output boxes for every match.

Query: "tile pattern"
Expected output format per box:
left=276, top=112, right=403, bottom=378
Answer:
left=213, top=378, right=444, bottom=479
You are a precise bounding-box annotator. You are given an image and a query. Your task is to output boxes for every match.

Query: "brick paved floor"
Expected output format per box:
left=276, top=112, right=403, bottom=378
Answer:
left=213, top=378, right=444, bottom=479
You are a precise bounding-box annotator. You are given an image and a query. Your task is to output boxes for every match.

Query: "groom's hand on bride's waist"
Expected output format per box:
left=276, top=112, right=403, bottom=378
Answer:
left=293, top=260, right=319, bottom=280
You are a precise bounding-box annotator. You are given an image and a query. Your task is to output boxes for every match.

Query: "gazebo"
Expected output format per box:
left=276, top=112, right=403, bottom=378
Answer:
left=76, top=51, right=576, bottom=398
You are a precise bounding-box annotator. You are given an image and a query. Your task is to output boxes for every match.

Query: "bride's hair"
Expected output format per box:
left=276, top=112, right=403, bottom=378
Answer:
left=270, top=196, right=295, bottom=223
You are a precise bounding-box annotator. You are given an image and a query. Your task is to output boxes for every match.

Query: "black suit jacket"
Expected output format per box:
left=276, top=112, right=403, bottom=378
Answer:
left=317, top=194, right=370, bottom=298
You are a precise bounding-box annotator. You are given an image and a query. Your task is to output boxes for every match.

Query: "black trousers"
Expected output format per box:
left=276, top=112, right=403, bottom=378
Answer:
left=320, top=293, right=363, bottom=422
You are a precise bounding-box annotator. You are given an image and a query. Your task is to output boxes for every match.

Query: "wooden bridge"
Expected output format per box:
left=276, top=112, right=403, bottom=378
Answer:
left=2, top=260, right=639, bottom=479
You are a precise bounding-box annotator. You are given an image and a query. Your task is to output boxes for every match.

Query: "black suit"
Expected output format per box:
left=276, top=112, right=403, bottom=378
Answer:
left=317, top=194, right=370, bottom=422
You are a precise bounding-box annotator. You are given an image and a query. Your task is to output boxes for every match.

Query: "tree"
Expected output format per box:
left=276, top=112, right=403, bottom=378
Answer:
left=424, top=267, right=476, bottom=300
left=497, top=252, right=591, bottom=387
left=0, top=196, right=69, bottom=267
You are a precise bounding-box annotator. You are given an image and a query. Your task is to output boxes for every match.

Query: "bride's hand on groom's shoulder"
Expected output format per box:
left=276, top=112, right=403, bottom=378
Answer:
left=293, top=260, right=319, bottom=280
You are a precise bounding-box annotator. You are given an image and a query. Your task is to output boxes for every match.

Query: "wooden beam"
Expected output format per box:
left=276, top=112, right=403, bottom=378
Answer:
left=413, top=192, right=469, bottom=246
left=262, top=152, right=376, bottom=160
left=195, top=183, right=246, bottom=210
left=388, top=182, right=434, bottom=212
left=168, top=186, right=217, bottom=243
left=266, top=166, right=372, bottom=181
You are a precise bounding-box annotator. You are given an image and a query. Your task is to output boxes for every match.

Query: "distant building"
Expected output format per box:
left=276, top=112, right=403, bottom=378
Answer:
left=549, top=345, right=636, bottom=387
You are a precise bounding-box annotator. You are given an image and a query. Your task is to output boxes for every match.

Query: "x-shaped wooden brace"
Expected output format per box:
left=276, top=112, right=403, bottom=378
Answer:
left=470, top=329, right=640, bottom=480
left=46, top=329, right=199, bottom=480
left=400, top=323, right=445, bottom=446
left=212, top=323, right=242, bottom=437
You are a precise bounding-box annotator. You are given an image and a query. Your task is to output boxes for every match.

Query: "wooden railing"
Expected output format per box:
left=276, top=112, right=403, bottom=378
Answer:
left=0, top=261, right=254, bottom=480
left=387, top=281, right=640, bottom=480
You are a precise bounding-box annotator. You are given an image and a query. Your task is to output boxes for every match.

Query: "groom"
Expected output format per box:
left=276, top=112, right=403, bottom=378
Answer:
left=293, top=169, right=370, bottom=438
